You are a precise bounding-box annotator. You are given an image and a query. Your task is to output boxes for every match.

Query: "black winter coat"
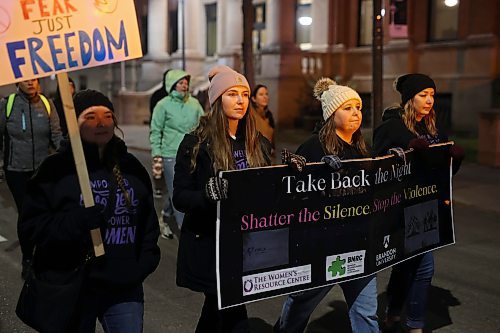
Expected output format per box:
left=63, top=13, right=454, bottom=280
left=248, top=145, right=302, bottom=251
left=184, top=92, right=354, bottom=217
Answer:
left=372, top=106, right=446, bottom=157
left=173, top=133, right=271, bottom=294
left=296, top=133, right=368, bottom=161
left=19, top=137, right=160, bottom=295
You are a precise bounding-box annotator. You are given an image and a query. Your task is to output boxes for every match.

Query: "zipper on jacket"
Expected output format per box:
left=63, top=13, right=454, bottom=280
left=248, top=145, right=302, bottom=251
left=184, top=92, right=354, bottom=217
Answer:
left=21, top=110, right=26, bottom=131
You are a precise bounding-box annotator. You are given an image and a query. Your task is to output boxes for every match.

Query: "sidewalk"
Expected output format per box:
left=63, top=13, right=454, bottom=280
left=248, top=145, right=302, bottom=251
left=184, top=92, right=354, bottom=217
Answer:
left=120, top=124, right=500, bottom=214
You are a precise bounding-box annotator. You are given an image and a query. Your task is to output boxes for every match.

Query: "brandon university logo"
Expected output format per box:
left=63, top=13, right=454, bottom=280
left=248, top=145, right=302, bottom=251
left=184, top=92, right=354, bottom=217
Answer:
left=383, top=235, right=390, bottom=249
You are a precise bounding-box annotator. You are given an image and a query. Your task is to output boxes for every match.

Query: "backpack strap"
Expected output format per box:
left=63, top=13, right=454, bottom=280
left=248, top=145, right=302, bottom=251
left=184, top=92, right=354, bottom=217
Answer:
left=5, top=93, right=51, bottom=118
left=6, top=94, right=16, bottom=119
left=39, top=94, right=51, bottom=116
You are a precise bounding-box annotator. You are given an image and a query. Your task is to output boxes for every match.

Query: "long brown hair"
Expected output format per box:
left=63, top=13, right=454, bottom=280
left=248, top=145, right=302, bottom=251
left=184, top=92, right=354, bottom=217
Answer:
left=190, top=98, right=270, bottom=172
left=318, top=116, right=369, bottom=157
left=401, top=99, right=437, bottom=136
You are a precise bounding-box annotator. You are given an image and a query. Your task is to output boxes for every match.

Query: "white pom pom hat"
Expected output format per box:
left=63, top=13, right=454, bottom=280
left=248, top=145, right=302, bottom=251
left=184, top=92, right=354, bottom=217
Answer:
left=315, top=78, right=362, bottom=121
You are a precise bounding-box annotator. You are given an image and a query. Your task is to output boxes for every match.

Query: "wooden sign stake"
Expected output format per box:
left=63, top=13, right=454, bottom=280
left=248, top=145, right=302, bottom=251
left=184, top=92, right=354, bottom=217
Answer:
left=56, top=72, right=105, bottom=257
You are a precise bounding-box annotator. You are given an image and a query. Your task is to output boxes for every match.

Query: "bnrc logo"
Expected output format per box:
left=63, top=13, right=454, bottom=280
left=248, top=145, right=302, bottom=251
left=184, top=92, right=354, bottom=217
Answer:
left=383, top=235, right=390, bottom=249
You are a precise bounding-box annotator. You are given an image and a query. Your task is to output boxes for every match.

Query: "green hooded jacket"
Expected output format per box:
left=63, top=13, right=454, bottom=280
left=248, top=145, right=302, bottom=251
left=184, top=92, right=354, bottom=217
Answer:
left=150, top=69, right=204, bottom=158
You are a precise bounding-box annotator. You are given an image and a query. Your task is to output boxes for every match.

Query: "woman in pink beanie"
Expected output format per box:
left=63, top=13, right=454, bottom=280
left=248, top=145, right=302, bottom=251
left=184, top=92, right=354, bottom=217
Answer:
left=173, top=65, right=272, bottom=332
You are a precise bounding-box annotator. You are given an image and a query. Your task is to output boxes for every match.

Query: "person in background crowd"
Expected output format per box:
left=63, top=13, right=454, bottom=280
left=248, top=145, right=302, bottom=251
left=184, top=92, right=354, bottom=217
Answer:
left=174, top=65, right=272, bottom=332
left=149, top=70, right=170, bottom=125
left=53, top=76, right=76, bottom=137
left=19, top=89, right=161, bottom=332
left=149, top=69, right=174, bottom=239
left=372, top=73, right=465, bottom=333
left=274, top=77, right=379, bottom=333
left=250, top=84, right=275, bottom=152
left=150, top=69, right=204, bottom=233
left=0, top=78, right=62, bottom=280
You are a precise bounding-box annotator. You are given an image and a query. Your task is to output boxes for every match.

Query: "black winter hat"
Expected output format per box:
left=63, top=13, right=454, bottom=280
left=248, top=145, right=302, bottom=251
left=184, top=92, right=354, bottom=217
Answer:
left=73, top=89, right=114, bottom=118
left=394, top=73, right=436, bottom=106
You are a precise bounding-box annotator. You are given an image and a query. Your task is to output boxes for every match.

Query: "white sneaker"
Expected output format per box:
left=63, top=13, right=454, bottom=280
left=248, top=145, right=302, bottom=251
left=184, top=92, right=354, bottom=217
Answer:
left=160, top=222, right=174, bottom=239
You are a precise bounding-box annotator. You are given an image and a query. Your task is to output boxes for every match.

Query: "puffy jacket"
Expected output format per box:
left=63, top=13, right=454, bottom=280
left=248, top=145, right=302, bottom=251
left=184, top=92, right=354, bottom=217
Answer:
left=150, top=69, right=204, bottom=158
left=0, top=92, right=62, bottom=171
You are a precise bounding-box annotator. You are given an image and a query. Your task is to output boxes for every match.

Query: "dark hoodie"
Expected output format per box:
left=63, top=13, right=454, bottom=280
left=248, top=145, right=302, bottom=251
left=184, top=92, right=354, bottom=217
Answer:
left=372, top=106, right=446, bottom=157
left=19, top=137, right=160, bottom=295
left=149, top=70, right=169, bottom=123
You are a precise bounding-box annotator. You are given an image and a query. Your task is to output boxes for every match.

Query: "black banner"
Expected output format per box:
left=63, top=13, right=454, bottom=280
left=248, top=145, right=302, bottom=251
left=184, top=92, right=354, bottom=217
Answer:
left=217, top=144, right=455, bottom=309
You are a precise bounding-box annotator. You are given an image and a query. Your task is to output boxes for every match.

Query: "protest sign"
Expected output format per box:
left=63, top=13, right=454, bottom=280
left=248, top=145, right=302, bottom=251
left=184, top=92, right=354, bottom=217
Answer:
left=0, top=0, right=143, bottom=256
left=0, top=0, right=142, bottom=85
left=217, top=144, right=455, bottom=309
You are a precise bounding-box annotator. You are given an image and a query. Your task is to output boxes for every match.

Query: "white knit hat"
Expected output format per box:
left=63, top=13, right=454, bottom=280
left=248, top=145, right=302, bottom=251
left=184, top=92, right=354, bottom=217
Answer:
left=313, top=78, right=362, bottom=121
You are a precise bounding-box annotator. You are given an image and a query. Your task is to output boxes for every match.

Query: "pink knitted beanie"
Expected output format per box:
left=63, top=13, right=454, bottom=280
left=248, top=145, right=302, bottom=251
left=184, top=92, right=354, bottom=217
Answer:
left=208, top=65, right=250, bottom=106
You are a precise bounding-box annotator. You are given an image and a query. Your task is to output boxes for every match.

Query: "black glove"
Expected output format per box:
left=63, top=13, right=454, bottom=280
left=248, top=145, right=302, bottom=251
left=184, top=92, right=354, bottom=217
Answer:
left=408, top=138, right=429, bottom=151
left=321, top=155, right=342, bottom=171
left=387, top=147, right=407, bottom=164
left=281, top=149, right=306, bottom=172
left=205, top=176, right=229, bottom=202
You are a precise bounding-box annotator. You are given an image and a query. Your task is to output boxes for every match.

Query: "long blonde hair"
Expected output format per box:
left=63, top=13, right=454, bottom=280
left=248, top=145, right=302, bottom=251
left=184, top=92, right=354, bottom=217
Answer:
left=190, top=98, right=270, bottom=172
left=318, top=116, right=369, bottom=157
left=401, top=99, right=437, bottom=136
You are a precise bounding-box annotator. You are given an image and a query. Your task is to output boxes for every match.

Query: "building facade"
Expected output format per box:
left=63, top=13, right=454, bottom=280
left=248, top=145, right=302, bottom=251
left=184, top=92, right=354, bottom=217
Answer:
left=3, top=0, right=497, bottom=135
left=132, top=0, right=500, bottom=135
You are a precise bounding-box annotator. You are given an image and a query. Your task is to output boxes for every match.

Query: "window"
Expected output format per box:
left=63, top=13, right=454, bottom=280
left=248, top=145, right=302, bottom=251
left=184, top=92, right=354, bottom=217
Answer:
left=253, top=3, right=266, bottom=51
left=296, top=0, right=312, bottom=50
left=169, top=6, right=178, bottom=54
left=359, top=0, right=373, bottom=46
left=429, top=0, right=459, bottom=41
left=205, top=3, right=217, bottom=56
left=389, top=0, right=408, bottom=38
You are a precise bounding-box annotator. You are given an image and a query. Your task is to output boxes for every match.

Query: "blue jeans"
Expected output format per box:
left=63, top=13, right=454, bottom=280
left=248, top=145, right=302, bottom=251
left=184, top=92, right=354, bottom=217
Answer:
left=73, top=285, right=144, bottom=333
left=275, top=275, right=379, bottom=333
left=386, top=252, right=434, bottom=329
left=164, top=157, right=184, bottom=229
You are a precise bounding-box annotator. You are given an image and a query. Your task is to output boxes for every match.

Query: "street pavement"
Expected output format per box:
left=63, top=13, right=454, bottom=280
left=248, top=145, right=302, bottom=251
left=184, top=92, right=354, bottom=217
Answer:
left=0, top=125, right=499, bottom=332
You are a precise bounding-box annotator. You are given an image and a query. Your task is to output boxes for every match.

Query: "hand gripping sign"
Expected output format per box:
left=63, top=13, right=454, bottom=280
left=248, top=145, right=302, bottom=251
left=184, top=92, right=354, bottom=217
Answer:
left=0, top=0, right=143, bottom=256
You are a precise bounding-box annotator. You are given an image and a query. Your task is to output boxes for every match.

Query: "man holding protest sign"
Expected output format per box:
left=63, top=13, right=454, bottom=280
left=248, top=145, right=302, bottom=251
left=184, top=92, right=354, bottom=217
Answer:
left=0, top=77, right=62, bottom=279
left=274, top=78, right=379, bottom=333
left=373, top=73, right=464, bottom=333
